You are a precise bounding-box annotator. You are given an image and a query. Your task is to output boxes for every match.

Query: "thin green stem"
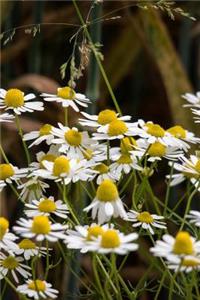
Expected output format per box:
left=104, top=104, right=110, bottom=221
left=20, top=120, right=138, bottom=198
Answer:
left=0, top=145, right=9, bottom=163
left=15, top=114, right=31, bottom=165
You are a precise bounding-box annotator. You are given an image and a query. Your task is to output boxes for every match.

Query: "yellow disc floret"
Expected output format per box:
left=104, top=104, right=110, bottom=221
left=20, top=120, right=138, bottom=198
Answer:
left=173, top=231, right=194, bottom=255
left=96, top=180, right=119, bottom=202
left=83, top=149, right=93, bottom=160
left=40, top=154, right=57, bottom=169
left=57, top=86, right=75, bottom=100
left=181, top=257, right=200, bottom=267
left=65, top=129, right=82, bottom=146
left=101, top=230, right=121, bottom=248
left=38, top=198, right=56, bottom=213
left=148, top=142, right=166, bottom=157
left=0, top=164, right=15, bottom=180
left=167, top=125, right=186, bottom=139
left=28, top=280, right=46, bottom=292
left=195, top=160, right=200, bottom=173
left=2, top=256, right=18, bottom=269
left=0, top=217, right=9, bottom=240
left=18, top=239, right=36, bottom=249
left=117, top=154, right=132, bottom=164
left=39, top=124, right=52, bottom=136
left=53, top=156, right=70, bottom=177
left=146, top=123, right=165, bottom=137
left=97, top=109, right=117, bottom=125
left=31, top=216, right=51, bottom=234
left=4, top=88, right=24, bottom=107
left=120, top=137, right=137, bottom=153
left=137, top=211, right=153, bottom=223
left=87, top=225, right=105, bottom=240
left=94, top=163, right=109, bottom=174
left=108, top=120, right=128, bottom=136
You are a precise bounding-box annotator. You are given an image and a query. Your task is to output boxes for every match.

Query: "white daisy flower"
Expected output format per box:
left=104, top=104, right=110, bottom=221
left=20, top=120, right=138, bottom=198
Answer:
left=25, top=196, right=68, bottom=219
left=79, top=109, right=131, bottom=132
left=89, top=228, right=138, bottom=255
left=167, top=255, right=200, bottom=273
left=17, top=278, right=59, bottom=299
left=167, top=154, right=200, bottom=187
left=84, top=179, right=127, bottom=224
left=0, top=252, right=31, bottom=282
left=51, top=123, right=96, bottom=159
left=13, top=215, right=68, bottom=242
left=182, top=92, right=200, bottom=107
left=0, top=163, right=28, bottom=191
left=33, top=155, right=95, bottom=184
left=125, top=210, right=166, bottom=235
left=23, top=124, right=55, bottom=148
left=65, top=223, right=109, bottom=253
left=190, top=108, right=200, bottom=123
left=17, top=177, right=49, bottom=202
left=187, top=210, right=200, bottom=227
left=92, top=118, right=141, bottom=141
left=16, top=239, right=47, bottom=260
left=150, top=231, right=200, bottom=260
left=0, top=112, right=14, bottom=122
left=41, top=86, right=90, bottom=112
left=0, top=88, right=43, bottom=115
left=0, top=217, right=19, bottom=253
left=92, top=163, right=117, bottom=184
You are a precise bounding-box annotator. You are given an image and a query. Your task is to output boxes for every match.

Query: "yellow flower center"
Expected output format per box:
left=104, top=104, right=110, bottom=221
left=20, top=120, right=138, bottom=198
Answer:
left=2, top=256, right=18, bottom=269
left=65, top=129, right=82, bottom=146
left=0, top=217, right=9, bottom=240
left=97, top=109, right=117, bottom=125
left=195, top=160, right=200, bottom=173
left=94, top=163, right=109, bottom=174
left=28, top=280, right=46, bottom=292
left=120, top=137, right=137, bottom=153
left=173, top=232, right=194, bottom=255
left=87, top=225, right=105, bottom=241
left=108, top=120, right=128, bottom=136
left=96, top=180, right=119, bottom=202
left=148, top=142, right=166, bottom=157
left=83, top=149, right=93, bottom=160
left=0, top=164, right=15, bottom=180
left=4, top=88, right=24, bottom=107
left=38, top=198, right=56, bottom=213
left=167, top=125, right=186, bottom=139
left=146, top=123, right=165, bottom=137
left=117, top=154, right=132, bottom=164
left=18, top=239, right=36, bottom=249
left=57, top=86, right=75, bottom=100
left=137, top=211, right=153, bottom=223
left=39, top=124, right=52, bottom=136
left=39, top=154, right=57, bottom=169
left=31, top=216, right=51, bottom=234
left=181, top=258, right=200, bottom=267
left=101, top=230, right=121, bottom=248
left=53, top=156, right=70, bottom=177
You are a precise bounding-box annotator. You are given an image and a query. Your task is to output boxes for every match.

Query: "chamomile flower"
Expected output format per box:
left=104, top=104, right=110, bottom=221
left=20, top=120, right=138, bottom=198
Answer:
left=0, top=112, right=14, bottom=122
left=25, top=196, right=68, bottom=219
left=51, top=123, right=96, bottom=159
left=18, top=177, right=49, bottom=202
left=65, top=224, right=109, bottom=253
left=0, top=217, right=19, bottom=253
left=0, top=88, right=43, bottom=115
left=79, top=109, right=131, bottom=132
left=0, top=163, right=28, bottom=191
left=41, top=86, right=90, bottom=112
left=167, top=255, right=200, bottom=273
left=125, top=210, right=166, bottom=235
left=29, top=145, right=59, bottom=172
left=190, top=108, right=200, bottom=123
left=17, top=278, right=59, bottom=299
left=93, top=118, right=141, bottom=141
left=182, top=92, right=200, bottom=107
left=84, top=179, right=127, bottom=224
left=23, top=124, right=54, bottom=148
left=33, top=155, right=95, bottom=184
left=187, top=210, right=200, bottom=227
left=92, top=163, right=117, bottom=184
left=13, top=216, right=68, bottom=242
left=17, top=239, right=47, bottom=260
left=90, top=228, right=138, bottom=255
left=0, top=252, right=31, bottom=282
left=150, top=231, right=200, bottom=260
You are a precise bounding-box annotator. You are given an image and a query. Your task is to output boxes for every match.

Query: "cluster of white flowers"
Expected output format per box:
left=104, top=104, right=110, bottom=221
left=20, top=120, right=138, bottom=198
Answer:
left=1, top=86, right=200, bottom=298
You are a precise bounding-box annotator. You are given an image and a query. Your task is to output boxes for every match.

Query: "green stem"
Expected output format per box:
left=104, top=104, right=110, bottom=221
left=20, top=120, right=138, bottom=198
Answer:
left=62, top=181, right=79, bottom=224
left=15, top=114, right=31, bottom=165
left=92, top=254, right=106, bottom=299
left=0, top=144, right=9, bottom=163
